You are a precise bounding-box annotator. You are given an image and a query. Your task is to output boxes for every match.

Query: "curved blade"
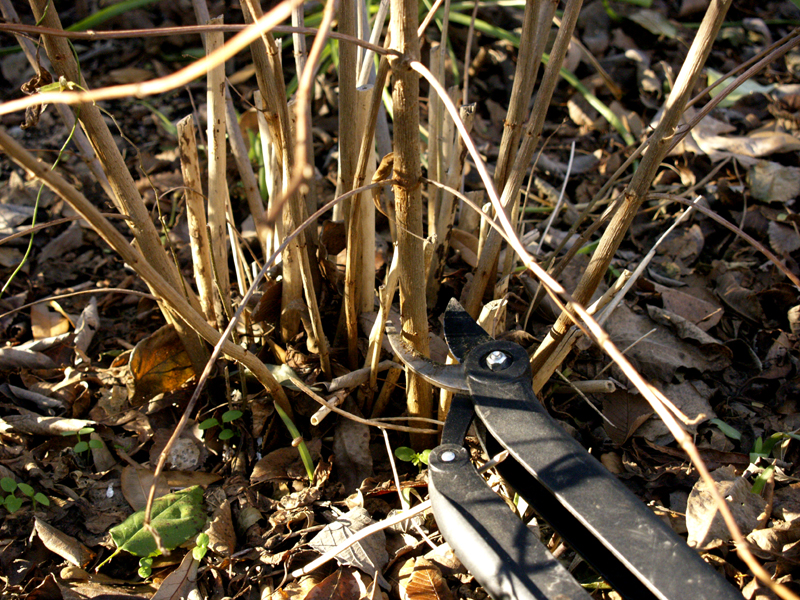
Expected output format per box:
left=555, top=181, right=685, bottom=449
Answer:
left=443, top=298, right=493, bottom=362
left=386, top=320, right=467, bottom=393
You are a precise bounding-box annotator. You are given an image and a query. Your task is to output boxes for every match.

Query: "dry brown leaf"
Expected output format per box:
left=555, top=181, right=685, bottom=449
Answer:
left=655, top=284, right=723, bottom=331
left=333, top=399, right=373, bottom=494
left=150, top=550, right=199, bottom=600
left=251, top=439, right=322, bottom=483
left=120, top=465, right=221, bottom=510
left=0, top=413, right=94, bottom=435
left=304, top=568, right=361, bottom=600
left=602, top=390, right=654, bottom=445
left=121, top=465, right=170, bottom=510
left=34, top=517, right=96, bottom=568
left=129, top=324, right=195, bottom=406
left=398, top=557, right=453, bottom=600
left=686, top=465, right=766, bottom=549
left=30, top=303, right=70, bottom=340
left=207, top=498, right=236, bottom=557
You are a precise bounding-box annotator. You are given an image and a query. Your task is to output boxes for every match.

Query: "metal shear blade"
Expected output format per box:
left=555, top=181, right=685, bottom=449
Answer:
left=385, top=320, right=467, bottom=394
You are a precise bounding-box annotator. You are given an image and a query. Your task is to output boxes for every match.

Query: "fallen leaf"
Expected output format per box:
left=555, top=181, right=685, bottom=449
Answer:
left=121, top=465, right=221, bottom=511
left=602, top=390, right=654, bottom=445
left=30, top=303, right=70, bottom=340
left=398, top=556, right=453, bottom=600
left=686, top=465, right=765, bottom=549
left=251, top=439, right=322, bottom=483
left=129, top=324, right=196, bottom=406
left=34, top=517, right=96, bottom=568
left=333, top=399, right=373, bottom=494
left=305, top=568, right=361, bottom=600
left=206, top=498, right=236, bottom=557
left=309, top=507, right=389, bottom=588
left=99, top=486, right=206, bottom=569
left=151, top=550, right=200, bottom=600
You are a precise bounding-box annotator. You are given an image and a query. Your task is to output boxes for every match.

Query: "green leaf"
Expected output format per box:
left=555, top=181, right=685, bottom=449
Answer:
left=222, top=410, right=243, bottom=423
left=17, top=483, right=34, bottom=497
left=33, top=492, right=50, bottom=506
left=710, top=418, right=741, bottom=441
left=196, top=532, right=209, bottom=547
left=218, top=428, right=235, bottom=441
left=198, top=418, right=219, bottom=430
left=752, top=465, right=775, bottom=495
left=73, top=441, right=89, bottom=453
left=108, top=486, right=206, bottom=561
left=1, top=477, right=17, bottom=493
left=707, top=69, right=776, bottom=108
left=89, top=439, right=104, bottom=449
left=5, top=495, right=23, bottom=513
left=78, top=427, right=95, bottom=435
left=418, top=449, right=431, bottom=465
left=394, top=447, right=417, bottom=462
left=193, top=544, right=208, bottom=561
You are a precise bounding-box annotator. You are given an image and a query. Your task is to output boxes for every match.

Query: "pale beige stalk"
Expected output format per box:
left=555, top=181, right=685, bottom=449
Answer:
left=344, top=86, right=378, bottom=368
left=177, top=115, right=216, bottom=326
left=206, top=17, right=233, bottom=325
left=27, top=0, right=209, bottom=373
left=463, top=0, right=583, bottom=318
left=391, top=0, right=433, bottom=448
left=243, top=0, right=330, bottom=378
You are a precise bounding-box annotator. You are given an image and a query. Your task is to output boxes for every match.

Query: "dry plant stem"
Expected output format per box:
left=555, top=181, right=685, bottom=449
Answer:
left=463, top=0, right=583, bottom=318
left=290, top=1, right=319, bottom=247
left=205, top=18, right=233, bottom=326
left=0, top=0, right=114, bottom=203
left=391, top=0, right=433, bottom=448
left=224, top=88, right=269, bottom=257
left=492, top=0, right=545, bottom=191
left=426, top=103, right=475, bottom=303
left=341, top=0, right=370, bottom=368
left=413, top=67, right=794, bottom=598
left=243, top=2, right=330, bottom=377
left=337, top=0, right=358, bottom=220
left=177, top=115, right=216, bottom=325
left=529, top=0, right=732, bottom=377
left=191, top=0, right=268, bottom=258
left=344, top=86, right=377, bottom=368
left=649, top=193, right=800, bottom=289
left=27, top=0, right=209, bottom=374
left=0, top=128, right=293, bottom=415
left=0, top=20, right=395, bottom=54
left=144, top=179, right=389, bottom=543
left=289, top=375, right=433, bottom=434
left=0, top=288, right=155, bottom=320
left=0, top=15, right=402, bottom=119
left=367, top=243, right=400, bottom=390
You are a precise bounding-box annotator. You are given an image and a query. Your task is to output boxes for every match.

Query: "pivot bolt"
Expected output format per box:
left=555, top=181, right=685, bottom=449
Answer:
left=440, top=450, right=456, bottom=463
left=485, top=350, right=511, bottom=372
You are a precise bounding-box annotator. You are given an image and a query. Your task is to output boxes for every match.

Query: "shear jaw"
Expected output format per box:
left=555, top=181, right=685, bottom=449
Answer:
left=385, top=321, right=467, bottom=394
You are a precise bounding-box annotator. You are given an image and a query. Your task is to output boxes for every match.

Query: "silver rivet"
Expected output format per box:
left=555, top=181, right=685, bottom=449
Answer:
left=441, top=450, right=456, bottom=462
left=485, top=350, right=511, bottom=371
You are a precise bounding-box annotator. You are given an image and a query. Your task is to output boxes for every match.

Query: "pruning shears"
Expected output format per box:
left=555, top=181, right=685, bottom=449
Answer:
left=387, top=299, right=740, bottom=600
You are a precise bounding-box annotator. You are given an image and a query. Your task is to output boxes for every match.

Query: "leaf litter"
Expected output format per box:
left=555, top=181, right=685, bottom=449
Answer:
left=1, top=0, right=800, bottom=599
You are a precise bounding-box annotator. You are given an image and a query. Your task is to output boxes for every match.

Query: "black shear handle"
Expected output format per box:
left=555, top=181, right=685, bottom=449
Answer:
left=464, top=340, right=741, bottom=600
left=429, top=444, right=591, bottom=600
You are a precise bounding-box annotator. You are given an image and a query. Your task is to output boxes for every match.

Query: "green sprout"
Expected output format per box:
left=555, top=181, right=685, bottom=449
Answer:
left=62, top=427, right=103, bottom=454
left=199, top=410, right=243, bottom=441
left=0, top=477, right=50, bottom=513
left=394, top=447, right=431, bottom=469
left=193, top=532, right=210, bottom=561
